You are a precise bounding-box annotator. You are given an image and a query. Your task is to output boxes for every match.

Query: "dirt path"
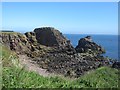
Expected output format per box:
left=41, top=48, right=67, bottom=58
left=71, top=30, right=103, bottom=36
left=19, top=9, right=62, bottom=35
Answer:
left=18, top=55, right=54, bottom=77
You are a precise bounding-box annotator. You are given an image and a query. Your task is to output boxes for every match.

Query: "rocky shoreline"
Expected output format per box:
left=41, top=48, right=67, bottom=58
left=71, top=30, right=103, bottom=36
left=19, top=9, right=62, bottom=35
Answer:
left=1, top=27, right=119, bottom=77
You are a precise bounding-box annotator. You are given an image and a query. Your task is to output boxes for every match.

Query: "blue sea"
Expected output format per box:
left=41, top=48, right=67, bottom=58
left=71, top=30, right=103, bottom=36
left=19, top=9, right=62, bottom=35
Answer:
left=64, top=34, right=118, bottom=60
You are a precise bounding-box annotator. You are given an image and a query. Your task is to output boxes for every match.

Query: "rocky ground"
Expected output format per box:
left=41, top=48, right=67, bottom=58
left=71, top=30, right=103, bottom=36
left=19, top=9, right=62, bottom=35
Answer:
left=18, top=55, right=54, bottom=77
left=1, top=27, right=119, bottom=78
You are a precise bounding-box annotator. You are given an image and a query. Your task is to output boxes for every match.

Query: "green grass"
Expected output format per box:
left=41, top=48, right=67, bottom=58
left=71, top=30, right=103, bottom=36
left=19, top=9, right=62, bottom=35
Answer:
left=2, top=67, right=71, bottom=88
left=1, top=31, right=20, bottom=34
left=1, top=45, right=119, bottom=88
left=1, top=45, right=19, bottom=67
left=2, top=66, right=119, bottom=88
left=71, top=67, right=118, bottom=88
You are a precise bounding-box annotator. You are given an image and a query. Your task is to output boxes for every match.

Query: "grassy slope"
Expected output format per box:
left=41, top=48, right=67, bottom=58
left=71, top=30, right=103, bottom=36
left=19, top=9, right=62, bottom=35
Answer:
left=1, top=45, right=119, bottom=88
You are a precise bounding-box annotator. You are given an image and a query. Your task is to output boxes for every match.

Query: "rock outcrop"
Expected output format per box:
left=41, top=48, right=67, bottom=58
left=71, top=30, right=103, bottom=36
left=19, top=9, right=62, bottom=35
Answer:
left=34, top=27, right=66, bottom=47
left=1, top=32, right=30, bottom=53
left=1, top=27, right=75, bottom=56
left=75, top=36, right=105, bottom=55
left=34, top=27, right=76, bottom=54
left=0, top=27, right=116, bottom=78
left=1, top=32, right=41, bottom=57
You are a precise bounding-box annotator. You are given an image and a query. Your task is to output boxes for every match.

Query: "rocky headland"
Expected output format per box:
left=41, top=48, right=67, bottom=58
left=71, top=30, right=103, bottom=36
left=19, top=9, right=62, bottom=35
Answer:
left=1, top=27, right=119, bottom=77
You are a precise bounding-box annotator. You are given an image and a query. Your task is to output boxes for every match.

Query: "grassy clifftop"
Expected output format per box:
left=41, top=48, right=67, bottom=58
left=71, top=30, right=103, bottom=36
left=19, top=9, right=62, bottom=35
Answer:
left=1, top=45, right=119, bottom=88
left=2, top=66, right=119, bottom=88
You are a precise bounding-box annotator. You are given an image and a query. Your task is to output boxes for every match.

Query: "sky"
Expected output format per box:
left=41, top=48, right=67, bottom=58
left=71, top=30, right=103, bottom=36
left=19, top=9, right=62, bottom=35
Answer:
left=2, top=2, right=118, bottom=34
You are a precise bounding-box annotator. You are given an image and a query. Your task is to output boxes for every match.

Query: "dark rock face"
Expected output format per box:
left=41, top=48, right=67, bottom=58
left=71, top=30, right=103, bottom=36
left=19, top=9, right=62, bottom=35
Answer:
left=112, top=61, right=120, bottom=69
left=34, top=27, right=76, bottom=54
left=75, top=36, right=105, bottom=55
left=34, top=27, right=68, bottom=47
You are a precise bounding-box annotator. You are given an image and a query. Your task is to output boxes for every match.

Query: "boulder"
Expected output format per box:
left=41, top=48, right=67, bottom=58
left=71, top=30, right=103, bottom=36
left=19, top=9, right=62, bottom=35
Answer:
left=75, top=36, right=105, bottom=55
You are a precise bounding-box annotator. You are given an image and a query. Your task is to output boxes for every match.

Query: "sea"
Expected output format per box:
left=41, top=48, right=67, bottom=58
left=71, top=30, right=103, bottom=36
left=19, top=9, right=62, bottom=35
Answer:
left=64, top=34, right=119, bottom=60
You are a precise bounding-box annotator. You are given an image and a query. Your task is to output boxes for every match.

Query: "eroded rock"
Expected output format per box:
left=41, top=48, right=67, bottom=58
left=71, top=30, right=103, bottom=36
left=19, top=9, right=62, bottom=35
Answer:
left=75, top=36, right=105, bottom=55
left=34, top=27, right=76, bottom=54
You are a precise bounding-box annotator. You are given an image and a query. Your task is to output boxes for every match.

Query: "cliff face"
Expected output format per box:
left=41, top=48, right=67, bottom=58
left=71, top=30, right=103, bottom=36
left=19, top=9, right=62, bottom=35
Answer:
left=34, top=27, right=66, bottom=47
left=1, top=27, right=75, bottom=57
left=1, top=32, right=30, bottom=53
left=0, top=27, right=115, bottom=77
left=1, top=32, right=43, bottom=58
left=34, top=27, right=76, bottom=54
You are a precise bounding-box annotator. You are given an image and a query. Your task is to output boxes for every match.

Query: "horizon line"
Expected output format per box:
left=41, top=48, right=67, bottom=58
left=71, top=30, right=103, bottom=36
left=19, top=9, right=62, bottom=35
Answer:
left=64, top=33, right=118, bottom=35
left=0, top=30, right=118, bottom=35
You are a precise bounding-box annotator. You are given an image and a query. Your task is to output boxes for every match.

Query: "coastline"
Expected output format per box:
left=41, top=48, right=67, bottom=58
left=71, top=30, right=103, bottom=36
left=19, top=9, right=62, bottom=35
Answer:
left=1, top=27, right=119, bottom=77
left=64, top=34, right=118, bottom=60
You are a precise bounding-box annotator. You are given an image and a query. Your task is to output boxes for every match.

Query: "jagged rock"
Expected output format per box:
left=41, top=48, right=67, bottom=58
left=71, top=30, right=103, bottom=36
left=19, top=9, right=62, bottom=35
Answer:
left=1, top=33, right=28, bottom=52
left=1, top=32, right=39, bottom=56
left=34, top=27, right=76, bottom=54
left=75, top=36, right=105, bottom=55
left=34, top=27, right=66, bottom=46
left=25, top=32, right=37, bottom=44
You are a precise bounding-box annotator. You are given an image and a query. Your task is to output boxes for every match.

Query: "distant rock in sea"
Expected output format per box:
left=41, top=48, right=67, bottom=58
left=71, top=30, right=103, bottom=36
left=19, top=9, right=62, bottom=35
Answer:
left=75, top=36, right=105, bottom=55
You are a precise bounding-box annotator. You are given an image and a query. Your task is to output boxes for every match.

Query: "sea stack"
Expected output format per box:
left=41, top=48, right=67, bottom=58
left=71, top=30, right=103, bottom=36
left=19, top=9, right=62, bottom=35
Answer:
left=75, top=36, right=106, bottom=55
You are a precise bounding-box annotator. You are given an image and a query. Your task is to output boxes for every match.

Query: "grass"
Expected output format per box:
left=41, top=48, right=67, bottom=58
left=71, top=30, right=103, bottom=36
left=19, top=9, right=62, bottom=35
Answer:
left=2, top=66, right=119, bottom=88
left=2, top=67, right=71, bottom=88
left=1, top=44, right=119, bottom=88
left=1, top=44, right=19, bottom=67
left=0, top=31, right=20, bottom=34
left=71, top=67, right=119, bottom=88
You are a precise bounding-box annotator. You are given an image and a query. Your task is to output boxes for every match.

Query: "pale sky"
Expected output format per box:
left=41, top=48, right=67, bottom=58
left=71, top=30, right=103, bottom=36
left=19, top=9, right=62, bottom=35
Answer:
left=2, top=2, right=118, bottom=34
